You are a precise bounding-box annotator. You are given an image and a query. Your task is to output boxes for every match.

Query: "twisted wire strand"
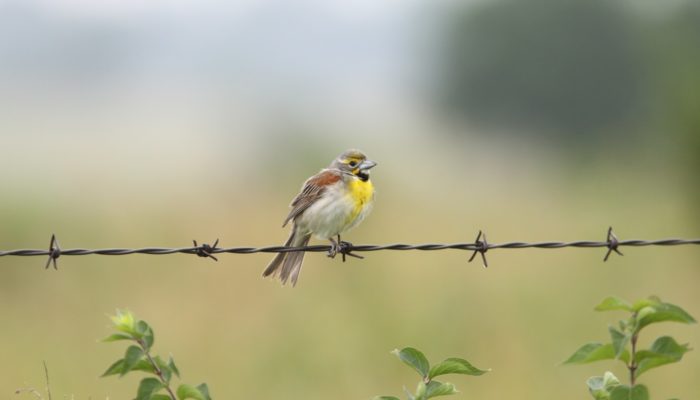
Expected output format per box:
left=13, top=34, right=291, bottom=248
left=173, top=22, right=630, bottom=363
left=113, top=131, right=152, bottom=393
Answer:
left=0, top=237, right=698, bottom=258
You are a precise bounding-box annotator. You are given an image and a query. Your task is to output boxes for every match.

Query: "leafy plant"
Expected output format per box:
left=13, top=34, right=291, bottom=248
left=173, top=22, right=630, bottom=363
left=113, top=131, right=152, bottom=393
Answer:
left=373, top=347, right=488, bottom=400
left=102, top=310, right=212, bottom=400
left=564, top=296, right=695, bottom=400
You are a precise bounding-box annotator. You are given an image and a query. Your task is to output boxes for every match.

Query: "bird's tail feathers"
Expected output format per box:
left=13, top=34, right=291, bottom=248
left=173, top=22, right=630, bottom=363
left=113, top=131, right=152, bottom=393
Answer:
left=262, top=227, right=311, bottom=287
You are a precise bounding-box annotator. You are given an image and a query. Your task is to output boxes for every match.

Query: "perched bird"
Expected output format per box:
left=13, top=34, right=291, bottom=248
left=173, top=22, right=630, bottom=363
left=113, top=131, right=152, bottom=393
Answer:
left=263, top=149, right=377, bottom=286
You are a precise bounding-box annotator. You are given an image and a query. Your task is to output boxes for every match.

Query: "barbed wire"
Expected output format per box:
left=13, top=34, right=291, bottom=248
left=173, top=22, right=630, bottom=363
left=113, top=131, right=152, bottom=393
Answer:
left=1, top=228, right=699, bottom=270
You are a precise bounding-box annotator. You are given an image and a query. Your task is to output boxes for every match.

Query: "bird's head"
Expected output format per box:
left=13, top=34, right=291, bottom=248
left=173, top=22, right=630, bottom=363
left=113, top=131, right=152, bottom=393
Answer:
left=330, top=149, right=377, bottom=181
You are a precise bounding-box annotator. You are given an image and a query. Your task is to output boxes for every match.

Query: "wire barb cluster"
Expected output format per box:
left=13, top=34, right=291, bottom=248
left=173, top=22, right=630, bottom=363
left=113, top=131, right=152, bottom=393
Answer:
left=468, top=230, right=489, bottom=267
left=0, top=227, right=698, bottom=270
left=604, top=227, right=623, bottom=261
left=45, top=234, right=60, bottom=270
left=193, top=239, right=220, bottom=262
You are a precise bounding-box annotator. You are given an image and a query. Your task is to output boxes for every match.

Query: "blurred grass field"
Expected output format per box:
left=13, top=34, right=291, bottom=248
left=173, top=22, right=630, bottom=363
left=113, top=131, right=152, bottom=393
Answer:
left=1, top=1, right=699, bottom=398
left=1, top=132, right=698, bottom=399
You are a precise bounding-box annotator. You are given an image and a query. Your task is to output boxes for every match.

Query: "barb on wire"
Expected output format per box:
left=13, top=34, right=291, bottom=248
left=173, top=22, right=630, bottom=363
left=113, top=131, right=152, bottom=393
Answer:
left=468, top=230, right=489, bottom=267
left=337, top=240, right=364, bottom=262
left=604, top=227, right=623, bottom=261
left=193, top=239, right=219, bottom=262
left=45, top=234, right=60, bottom=270
left=0, top=227, right=699, bottom=269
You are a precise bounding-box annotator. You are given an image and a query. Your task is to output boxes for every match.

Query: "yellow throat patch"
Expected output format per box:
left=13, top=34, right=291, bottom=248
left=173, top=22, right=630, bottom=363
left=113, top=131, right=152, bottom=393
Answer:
left=347, top=178, right=374, bottom=220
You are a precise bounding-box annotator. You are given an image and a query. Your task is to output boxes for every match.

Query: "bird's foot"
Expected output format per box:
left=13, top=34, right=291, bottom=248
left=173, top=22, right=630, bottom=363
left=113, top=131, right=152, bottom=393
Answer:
left=327, top=240, right=339, bottom=259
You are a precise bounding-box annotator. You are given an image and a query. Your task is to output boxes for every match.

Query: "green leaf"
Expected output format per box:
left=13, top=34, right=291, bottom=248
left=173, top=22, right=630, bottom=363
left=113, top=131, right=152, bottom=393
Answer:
left=132, top=359, right=157, bottom=375
left=169, top=356, right=180, bottom=378
left=144, top=328, right=155, bottom=350
left=630, top=385, right=650, bottom=400
left=609, top=384, right=649, bottom=400
left=596, top=297, right=634, bottom=312
left=121, top=345, right=145, bottom=376
left=563, top=343, right=628, bottom=365
left=102, top=333, right=133, bottom=342
left=632, top=297, right=658, bottom=312
left=135, top=320, right=155, bottom=350
left=415, top=381, right=427, bottom=400
left=425, top=381, right=458, bottom=399
left=101, top=359, right=125, bottom=377
left=392, top=348, right=430, bottom=378
left=372, top=397, right=401, bottom=400
left=586, top=376, right=607, bottom=400
left=102, top=359, right=155, bottom=377
left=602, top=371, right=620, bottom=387
left=150, top=396, right=172, bottom=400
left=608, top=326, right=630, bottom=360
left=403, top=386, right=416, bottom=400
left=135, top=320, right=149, bottom=336
left=635, top=336, right=691, bottom=378
left=196, top=383, right=212, bottom=400
left=177, top=384, right=206, bottom=400
left=636, top=300, right=696, bottom=331
left=429, top=358, right=489, bottom=379
left=111, top=309, right=136, bottom=334
left=587, top=371, right=621, bottom=400
left=135, top=377, right=164, bottom=400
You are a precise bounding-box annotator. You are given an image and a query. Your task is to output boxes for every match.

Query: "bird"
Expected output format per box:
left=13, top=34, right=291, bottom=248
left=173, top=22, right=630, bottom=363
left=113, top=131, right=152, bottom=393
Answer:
left=263, top=149, right=377, bottom=286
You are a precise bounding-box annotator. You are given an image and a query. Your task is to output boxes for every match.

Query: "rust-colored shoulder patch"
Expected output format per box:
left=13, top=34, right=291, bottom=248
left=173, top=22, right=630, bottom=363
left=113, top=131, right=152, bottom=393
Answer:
left=282, top=169, right=342, bottom=227
left=308, top=169, right=342, bottom=187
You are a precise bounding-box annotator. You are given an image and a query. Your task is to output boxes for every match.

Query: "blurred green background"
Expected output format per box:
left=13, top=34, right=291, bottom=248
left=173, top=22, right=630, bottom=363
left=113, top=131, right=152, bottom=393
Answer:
left=1, top=0, right=698, bottom=398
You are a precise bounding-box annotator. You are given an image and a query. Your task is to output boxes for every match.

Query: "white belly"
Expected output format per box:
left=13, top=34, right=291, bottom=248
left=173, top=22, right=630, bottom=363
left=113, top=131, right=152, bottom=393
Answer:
left=295, top=185, right=360, bottom=239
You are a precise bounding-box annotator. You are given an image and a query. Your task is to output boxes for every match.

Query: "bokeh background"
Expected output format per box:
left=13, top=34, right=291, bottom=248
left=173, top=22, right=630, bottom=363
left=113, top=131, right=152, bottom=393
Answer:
left=1, top=0, right=699, bottom=398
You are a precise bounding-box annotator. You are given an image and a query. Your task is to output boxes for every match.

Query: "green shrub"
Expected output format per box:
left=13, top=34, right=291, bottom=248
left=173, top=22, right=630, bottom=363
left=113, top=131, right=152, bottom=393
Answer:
left=102, top=310, right=212, bottom=400
left=564, top=296, right=695, bottom=400
left=373, top=347, right=488, bottom=400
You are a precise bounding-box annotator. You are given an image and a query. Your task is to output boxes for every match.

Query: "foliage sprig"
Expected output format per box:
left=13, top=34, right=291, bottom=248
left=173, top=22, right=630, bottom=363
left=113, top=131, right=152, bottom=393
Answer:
left=374, top=347, right=488, bottom=400
left=102, top=310, right=212, bottom=400
left=564, top=296, right=695, bottom=400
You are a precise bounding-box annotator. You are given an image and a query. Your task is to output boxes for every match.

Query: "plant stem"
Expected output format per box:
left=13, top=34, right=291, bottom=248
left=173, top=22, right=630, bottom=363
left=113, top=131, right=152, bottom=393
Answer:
left=43, top=361, right=52, bottom=400
left=137, top=339, right=177, bottom=400
left=629, top=333, right=638, bottom=386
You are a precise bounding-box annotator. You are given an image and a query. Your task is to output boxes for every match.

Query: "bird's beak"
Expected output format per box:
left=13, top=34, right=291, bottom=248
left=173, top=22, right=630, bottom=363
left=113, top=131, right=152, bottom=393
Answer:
left=359, top=159, right=377, bottom=170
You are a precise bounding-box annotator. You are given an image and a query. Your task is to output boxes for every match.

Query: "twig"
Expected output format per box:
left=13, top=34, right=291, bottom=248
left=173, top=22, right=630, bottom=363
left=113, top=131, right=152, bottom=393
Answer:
left=43, top=361, right=52, bottom=400
left=136, top=339, right=176, bottom=400
left=14, top=387, right=43, bottom=399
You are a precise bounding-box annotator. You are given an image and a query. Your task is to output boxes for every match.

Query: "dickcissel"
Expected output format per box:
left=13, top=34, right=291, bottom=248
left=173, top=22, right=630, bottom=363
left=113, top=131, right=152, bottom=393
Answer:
left=263, top=149, right=377, bottom=286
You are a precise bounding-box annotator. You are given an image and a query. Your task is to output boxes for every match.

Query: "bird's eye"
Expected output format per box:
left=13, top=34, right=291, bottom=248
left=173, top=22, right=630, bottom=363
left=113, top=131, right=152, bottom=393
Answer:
left=348, top=161, right=358, bottom=168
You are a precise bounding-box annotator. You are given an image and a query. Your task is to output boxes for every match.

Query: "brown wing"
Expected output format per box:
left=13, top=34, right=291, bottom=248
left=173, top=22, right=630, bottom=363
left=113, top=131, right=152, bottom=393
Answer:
left=282, top=169, right=342, bottom=227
